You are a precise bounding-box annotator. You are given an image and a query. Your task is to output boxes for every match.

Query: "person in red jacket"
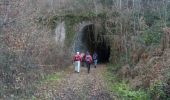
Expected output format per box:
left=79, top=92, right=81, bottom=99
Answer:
left=73, top=52, right=81, bottom=73
left=85, top=51, right=92, bottom=73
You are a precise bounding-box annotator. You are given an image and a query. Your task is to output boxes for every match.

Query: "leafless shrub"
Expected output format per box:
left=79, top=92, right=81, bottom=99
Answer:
left=0, top=0, right=72, bottom=98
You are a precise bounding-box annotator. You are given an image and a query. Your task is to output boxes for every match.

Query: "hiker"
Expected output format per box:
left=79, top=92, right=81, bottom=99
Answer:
left=73, top=52, right=82, bottom=73
left=80, top=52, right=85, bottom=67
left=93, top=51, right=98, bottom=68
left=85, top=51, right=92, bottom=73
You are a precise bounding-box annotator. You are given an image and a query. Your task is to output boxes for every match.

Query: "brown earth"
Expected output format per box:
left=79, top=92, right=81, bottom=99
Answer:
left=34, top=64, right=116, bottom=100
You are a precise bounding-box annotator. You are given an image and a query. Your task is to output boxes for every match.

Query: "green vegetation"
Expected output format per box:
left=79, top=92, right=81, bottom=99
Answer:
left=113, top=82, right=149, bottom=100
left=142, top=29, right=162, bottom=46
left=105, top=64, right=149, bottom=100
left=40, top=72, right=62, bottom=83
left=140, top=19, right=163, bottom=46
left=105, top=63, right=170, bottom=100
left=149, top=81, right=170, bottom=100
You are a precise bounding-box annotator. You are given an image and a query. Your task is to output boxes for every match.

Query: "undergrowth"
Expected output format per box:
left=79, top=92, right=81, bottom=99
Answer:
left=40, top=72, right=63, bottom=83
left=105, top=64, right=150, bottom=100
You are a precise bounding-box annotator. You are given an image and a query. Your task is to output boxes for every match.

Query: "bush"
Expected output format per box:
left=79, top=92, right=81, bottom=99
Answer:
left=149, top=82, right=168, bottom=100
left=113, top=82, right=149, bottom=100
left=142, top=29, right=162, bottom=46
left=105, top=65, right=149, bottom=100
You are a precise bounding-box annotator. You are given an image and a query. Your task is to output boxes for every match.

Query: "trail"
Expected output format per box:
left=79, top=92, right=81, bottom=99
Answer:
left=34, top=64, right=116, bottom=100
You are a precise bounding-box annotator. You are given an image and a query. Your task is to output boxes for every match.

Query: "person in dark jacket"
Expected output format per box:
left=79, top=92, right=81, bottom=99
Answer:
left=93, top=51, right=98, bottom=68
left=80, top=52, right=85, bottom=67
left=85, top=51, right=92, bottom=73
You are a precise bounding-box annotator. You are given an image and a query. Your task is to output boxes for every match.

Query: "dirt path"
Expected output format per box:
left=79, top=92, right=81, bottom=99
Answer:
left=34, top=64, right=116, bottom=100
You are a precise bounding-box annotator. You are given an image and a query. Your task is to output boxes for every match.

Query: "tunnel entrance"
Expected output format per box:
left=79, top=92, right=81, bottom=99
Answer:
left=81, top=24, right=110, bottom=63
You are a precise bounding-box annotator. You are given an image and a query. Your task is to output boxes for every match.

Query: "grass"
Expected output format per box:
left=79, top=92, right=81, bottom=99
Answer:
left=112, top=82, right=149, bottom=100
left=104, top=64, right=150, bottom=100
left=40, top=72, right=63, bottom=83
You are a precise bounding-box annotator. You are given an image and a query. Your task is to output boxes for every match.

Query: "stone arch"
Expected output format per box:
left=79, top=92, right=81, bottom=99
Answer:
left=72, top=21, right=110, bottom=63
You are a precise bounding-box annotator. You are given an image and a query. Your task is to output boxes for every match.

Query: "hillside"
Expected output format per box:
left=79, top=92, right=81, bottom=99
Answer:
left=1, top=0, right=170, bottom=99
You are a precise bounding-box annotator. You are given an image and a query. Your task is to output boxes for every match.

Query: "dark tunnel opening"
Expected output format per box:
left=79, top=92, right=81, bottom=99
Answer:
left=81, top=24, right=110, bottom=63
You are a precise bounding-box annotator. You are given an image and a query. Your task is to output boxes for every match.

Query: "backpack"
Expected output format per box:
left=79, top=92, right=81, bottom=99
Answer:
left=85, top=55, right=91, bottom=62
left=75, top=55, right=80, bottom=61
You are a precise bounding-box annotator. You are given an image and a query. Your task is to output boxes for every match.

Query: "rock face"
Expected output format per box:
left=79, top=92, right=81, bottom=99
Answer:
left=55, top=21, right=66, bottom=47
